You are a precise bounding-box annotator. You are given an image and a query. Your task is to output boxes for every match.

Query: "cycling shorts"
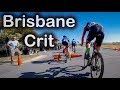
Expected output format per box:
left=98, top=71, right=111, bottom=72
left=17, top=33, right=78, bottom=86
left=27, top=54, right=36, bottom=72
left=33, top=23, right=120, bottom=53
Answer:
left=72, top=43, right=76, bottom=47
left=86, top=26, right=104, bottom=46
left=62, top=41, right=68, bottom=46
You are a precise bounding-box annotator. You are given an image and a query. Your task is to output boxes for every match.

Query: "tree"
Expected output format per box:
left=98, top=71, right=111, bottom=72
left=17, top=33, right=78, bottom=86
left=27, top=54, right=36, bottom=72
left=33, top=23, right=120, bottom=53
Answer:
left=0, top=28, right=37, bottom=44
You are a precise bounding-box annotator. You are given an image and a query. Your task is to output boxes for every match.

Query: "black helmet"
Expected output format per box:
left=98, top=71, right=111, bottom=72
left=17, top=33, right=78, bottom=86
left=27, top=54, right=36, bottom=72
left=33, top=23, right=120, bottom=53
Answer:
left=63, top=35, right=66, bottom=37
left=87, top=22, right=96, bottom=27
left=87, top=22, right=91, bottom=26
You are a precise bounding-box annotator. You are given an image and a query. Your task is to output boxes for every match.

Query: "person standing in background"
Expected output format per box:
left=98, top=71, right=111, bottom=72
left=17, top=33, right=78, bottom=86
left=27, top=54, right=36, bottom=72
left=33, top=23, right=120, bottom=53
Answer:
left=7, top=36, right=21, bottom=64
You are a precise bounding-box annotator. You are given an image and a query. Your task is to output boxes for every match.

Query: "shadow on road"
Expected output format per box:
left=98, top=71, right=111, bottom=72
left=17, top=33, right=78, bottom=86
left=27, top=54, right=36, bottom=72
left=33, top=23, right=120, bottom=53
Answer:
left=32, top=60, right=54, bottom=64
left=19, top=65, right=90, bottom=78
left=32, top=59, right=67, bottom=65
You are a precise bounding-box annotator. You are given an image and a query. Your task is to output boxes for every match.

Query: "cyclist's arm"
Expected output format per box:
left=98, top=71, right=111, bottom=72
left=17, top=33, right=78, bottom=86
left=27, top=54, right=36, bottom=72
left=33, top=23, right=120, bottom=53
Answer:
left=81, top=28, right=87, bottom=46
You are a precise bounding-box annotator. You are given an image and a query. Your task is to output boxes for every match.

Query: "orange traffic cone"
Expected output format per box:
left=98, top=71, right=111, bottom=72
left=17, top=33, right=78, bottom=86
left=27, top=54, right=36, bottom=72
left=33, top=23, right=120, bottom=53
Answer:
left=53, top=55, right=58, bottom=60
left=71, top=53, right=82, bottom=58
left=53, top=54, right=62, bottom=60
left=58, top=54, right=62, bottom=60
left=18, top=55, right=22, bottom=66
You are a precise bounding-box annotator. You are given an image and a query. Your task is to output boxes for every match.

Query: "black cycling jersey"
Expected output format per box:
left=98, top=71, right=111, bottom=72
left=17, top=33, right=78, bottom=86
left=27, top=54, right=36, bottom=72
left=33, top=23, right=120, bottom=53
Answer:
left=85, top=24, right=103, bottom=33
left=85, top=23, right=104, bottom=46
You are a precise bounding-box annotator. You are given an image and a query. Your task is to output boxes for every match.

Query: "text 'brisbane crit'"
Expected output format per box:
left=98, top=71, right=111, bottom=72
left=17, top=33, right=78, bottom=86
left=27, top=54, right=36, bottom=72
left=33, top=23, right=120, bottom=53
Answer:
left=3, top=15, right=76, bottom=28
left=24, top=34, right=55, bottom=48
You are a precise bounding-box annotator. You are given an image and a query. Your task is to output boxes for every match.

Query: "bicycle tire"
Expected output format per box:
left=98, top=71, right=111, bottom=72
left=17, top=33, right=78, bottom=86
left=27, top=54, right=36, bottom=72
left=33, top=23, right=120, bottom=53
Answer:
left=90, top=53, right=104, bottom=78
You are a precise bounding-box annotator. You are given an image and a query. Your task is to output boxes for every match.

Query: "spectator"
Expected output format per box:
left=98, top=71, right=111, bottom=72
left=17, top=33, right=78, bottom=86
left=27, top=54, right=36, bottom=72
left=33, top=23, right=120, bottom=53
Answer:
left=7, top=36, right=22, bottom=64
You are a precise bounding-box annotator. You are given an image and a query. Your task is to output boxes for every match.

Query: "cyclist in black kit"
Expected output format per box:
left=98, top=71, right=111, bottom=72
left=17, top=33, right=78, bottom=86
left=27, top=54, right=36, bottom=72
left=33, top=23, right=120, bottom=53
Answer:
left=81, top=22, right=105, bottom=60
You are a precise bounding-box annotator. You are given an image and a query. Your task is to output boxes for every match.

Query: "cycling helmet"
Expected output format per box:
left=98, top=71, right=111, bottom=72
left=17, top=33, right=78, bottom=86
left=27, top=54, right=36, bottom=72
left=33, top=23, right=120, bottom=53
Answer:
left=87, top=22, right=96, bottom=27
left=63, top=35, right=66, bottom=37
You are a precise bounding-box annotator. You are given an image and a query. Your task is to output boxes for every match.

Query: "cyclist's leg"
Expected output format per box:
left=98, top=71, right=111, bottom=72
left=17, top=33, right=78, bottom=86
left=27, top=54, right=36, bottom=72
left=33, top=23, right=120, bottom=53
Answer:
left=67, top=43, right=72, bottom=59
left=62, top=42, right=67, bottom=53
left=63, top=42, right=69, bottom=56
left=85, top=35, right=94, bottom=59
left=95, top=32, right=104, bottom=52
left=86, top=28, right=97, bottom=57
left=85, top=42, right=91, bottom=58
left=74, top=45, right=76, bottom=52
left=62, top=46, right=65, bottom=53
left=65, top=46, right=68, bottom=55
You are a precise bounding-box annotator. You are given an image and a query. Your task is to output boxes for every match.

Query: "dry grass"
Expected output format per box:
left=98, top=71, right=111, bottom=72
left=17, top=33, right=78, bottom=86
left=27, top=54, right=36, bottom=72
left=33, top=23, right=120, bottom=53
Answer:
left=102, top=44, right=120, bottom=50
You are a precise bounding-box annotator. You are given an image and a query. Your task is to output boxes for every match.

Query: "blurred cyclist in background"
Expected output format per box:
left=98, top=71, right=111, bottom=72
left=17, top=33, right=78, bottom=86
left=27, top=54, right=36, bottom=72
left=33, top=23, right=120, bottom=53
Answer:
left=62, top=35, right=71, bottom=59
left=62, top=35, right=70, bottom=53
left=71, top=39, right=76, bottom=52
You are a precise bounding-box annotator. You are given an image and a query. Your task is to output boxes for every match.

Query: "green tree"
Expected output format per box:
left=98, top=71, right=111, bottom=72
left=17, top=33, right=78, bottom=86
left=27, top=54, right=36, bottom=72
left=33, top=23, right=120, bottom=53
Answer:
left=0, top=28, right=37, bottom=44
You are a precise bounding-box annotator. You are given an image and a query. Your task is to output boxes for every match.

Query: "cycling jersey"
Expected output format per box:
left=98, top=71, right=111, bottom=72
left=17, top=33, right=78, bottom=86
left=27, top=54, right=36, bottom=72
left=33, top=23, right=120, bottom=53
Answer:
left=72, top=40, right=76, bottom=46
left=85, top=23, right=103, bottom=33
left=85, top=23, right=104, bottom=46
left=62, top=37, right=69, bottom=46
left=62, top=38, right=69, bottom=43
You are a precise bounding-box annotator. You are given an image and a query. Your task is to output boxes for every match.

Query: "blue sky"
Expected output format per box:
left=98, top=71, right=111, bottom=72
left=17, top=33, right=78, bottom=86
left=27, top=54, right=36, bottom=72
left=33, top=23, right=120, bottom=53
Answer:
left=0, top=12, right=120, bottom=43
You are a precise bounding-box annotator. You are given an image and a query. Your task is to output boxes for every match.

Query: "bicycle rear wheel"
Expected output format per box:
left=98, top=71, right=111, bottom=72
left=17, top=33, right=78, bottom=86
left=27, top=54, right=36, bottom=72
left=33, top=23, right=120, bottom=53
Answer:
left=90, top=53, right=104, bottom=78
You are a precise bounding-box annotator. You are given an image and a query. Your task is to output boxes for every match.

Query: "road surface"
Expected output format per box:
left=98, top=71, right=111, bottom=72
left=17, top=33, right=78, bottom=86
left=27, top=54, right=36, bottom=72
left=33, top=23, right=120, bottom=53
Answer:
left=0, top=46, right=120, bottom=78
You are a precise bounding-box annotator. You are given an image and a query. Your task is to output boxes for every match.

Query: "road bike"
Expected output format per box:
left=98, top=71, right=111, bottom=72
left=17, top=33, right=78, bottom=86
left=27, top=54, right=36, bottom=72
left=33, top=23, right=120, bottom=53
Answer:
left=83, top=43, right=104, bottom=78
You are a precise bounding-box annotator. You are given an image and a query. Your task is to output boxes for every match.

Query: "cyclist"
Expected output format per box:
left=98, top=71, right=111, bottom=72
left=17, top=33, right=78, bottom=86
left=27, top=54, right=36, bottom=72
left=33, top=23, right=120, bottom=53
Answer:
left=71, top=39, right=76, bottom=52
left=62, top=35, right=70, bottom=52
left=62, top=35, right=71, bottom=58
left=81, top=22, right=104, bottom=60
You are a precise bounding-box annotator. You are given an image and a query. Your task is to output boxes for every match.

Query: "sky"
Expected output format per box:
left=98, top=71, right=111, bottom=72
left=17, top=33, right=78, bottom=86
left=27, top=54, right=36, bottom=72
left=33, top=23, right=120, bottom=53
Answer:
left=0, top=12, right=120, bottom=43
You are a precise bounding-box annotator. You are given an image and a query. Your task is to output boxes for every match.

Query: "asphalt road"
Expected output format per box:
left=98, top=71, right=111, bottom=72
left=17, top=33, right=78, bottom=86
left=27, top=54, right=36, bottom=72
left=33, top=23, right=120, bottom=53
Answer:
left=0, top=46, right=120, bottom=78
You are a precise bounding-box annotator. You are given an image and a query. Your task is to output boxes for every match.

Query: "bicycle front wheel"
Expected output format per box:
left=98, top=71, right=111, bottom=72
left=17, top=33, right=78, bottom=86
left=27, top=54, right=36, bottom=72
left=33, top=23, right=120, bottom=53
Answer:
left=90, top=53, right=104, bottom=78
